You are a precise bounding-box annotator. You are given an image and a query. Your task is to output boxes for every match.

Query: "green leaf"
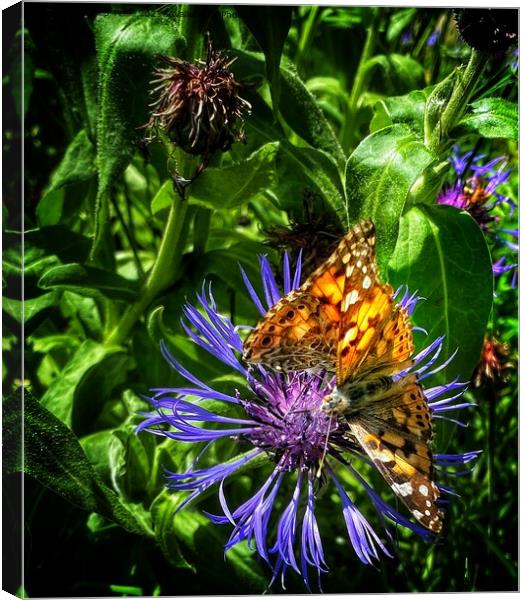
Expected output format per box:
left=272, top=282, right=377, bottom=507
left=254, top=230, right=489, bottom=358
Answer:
left=150, top=179, right=175, bottom=216
left=235, top=6, right=292, bottom=117
left=371, top=89, right=428, bottom=136
left=453, top=97, right=518, bottom=141
left=72, top=351, right=130, bottom=436
left=3, top=391, right=23, bottom=474
left=3, top=291, right=62, bottom=333
left=150, top=492, right=193, bottom=570
left=80, top=429, right=115, bottom=483
left=232, top=50, right=345, bottom=166
left=389, top=204, right=493, bottom=386
left=109, top=423, right=156, bottom=502
left=39, top=263, right=138, bottom=301
left=4, top=227, right=90, bottom=282
left=273, top=137, right=346, bottom=225
left=239, top=90, right=346, bottom=226
left=173, top=508, right=267, bottom=592
left=280, top=60, right=346, bottom=166
left=200, top=244, right=264, bottom=295
left=109, top=586, right=143, bottom=596
left=36, top=129, right=96, bottom=226
left=189, top=142, right=279, bottom=209
left=386, top=8, right=417, bottom=42
left=40, top=340, right=125, bottom=426
left=406, top=160, right=450, bottom=206
left=365, top=53, right=425, bottom=95
left=61, top=291, right=103, bottom=339
left=29, top=333, right=81, bottom=355
left=5, top=391, right=152, bottom=536
left=150, top=490, right=267, bottom=590
left=345, top=124, right=436, bottom=269
left=92, top=13, right=183, bottom=260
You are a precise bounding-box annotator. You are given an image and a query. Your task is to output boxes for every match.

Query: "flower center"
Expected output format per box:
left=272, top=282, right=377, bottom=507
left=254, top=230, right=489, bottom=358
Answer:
left=242, top=375, right=338, bottom=471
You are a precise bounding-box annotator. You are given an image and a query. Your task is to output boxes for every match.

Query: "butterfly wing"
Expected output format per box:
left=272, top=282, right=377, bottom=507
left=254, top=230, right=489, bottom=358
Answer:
left=347, top=375, right=442, bottom=533
left=242, top=291, right=338, bottom=371
left=336, top=267, right=415, bottom=386
left=243, top=220, right=376, bottom=371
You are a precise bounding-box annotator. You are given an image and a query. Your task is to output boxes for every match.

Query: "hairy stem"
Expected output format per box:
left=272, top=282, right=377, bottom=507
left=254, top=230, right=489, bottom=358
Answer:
left=428, top=47, right=487, bottom=154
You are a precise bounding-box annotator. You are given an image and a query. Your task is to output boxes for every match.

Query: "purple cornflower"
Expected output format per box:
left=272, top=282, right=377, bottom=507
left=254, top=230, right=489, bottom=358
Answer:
left=427, top=29, right=440, bottom=47
left=139, top=253, right=478, bottom=590
left=401, top=29, right=413, bottom=46
left=438, top=145, right=518, bottom=287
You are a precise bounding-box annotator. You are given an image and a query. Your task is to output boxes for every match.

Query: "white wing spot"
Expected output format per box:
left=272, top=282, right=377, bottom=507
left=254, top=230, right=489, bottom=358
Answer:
left=343, top=327, right=358, bottom=345
left=342, top=252, right=351, bottom=264
left=419, top=484, right=429, bottom=497
left=413, top=509, right=424, bottom=520
left=391, top=482, right=413, bottom=497
left=347, top=289, right=359, bottom=306
left=425, top=510, right=431, bottom=516
left=363, top=275, right=372, bottom=289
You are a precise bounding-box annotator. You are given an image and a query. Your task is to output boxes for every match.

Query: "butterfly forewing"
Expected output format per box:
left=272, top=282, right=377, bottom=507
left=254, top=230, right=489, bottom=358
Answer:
left=243, top=220, right=376, bottom=371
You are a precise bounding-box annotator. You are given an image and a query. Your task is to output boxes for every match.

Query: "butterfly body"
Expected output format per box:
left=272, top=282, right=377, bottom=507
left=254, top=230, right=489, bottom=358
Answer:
left=244, top=220, right=443, bottom=533
left=322, top=376, right=394, bottom=414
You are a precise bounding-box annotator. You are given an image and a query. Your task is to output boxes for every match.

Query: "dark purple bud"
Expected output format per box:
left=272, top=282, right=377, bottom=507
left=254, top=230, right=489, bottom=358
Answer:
left=146, top=41, right=251, bottom=156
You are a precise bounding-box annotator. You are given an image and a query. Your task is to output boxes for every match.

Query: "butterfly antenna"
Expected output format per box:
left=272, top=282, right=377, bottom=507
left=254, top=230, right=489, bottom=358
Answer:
left=316, top=411, right=333, bottom=479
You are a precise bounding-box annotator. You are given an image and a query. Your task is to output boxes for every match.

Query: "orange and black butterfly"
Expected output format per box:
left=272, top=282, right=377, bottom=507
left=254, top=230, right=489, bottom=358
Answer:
left=243, top=220, right=443, bottom=533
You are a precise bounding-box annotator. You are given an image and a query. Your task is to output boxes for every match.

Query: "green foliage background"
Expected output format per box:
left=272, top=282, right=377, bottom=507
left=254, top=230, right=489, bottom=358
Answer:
left=3, top=4, right=518, bottom=596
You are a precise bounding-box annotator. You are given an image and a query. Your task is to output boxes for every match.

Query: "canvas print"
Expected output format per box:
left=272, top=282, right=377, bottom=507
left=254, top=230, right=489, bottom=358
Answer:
left=2, top=3, right=518, bottom=596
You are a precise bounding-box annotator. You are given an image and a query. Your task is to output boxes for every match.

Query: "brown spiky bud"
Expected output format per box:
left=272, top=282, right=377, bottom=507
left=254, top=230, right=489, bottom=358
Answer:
left=146, top=41, right=251, bottom=156
left=472, top=337, right=513, bottom=388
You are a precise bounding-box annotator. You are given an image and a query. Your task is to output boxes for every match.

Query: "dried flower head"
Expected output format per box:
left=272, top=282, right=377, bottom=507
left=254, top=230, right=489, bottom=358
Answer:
left=454, top=9, right=518, bottom=54
left=265, top=191, right=343, bottom=278
left=146, top=40, right=251, bottom=156
left=472, top=337, right=513, bottom=388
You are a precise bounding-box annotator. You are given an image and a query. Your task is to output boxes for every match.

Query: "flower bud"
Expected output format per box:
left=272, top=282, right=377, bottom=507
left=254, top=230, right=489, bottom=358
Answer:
left=472, top=337, right=513, bottom=388
left=147, top=42, right=251, bottom=156
left=454, top=9, right=518, bottom=54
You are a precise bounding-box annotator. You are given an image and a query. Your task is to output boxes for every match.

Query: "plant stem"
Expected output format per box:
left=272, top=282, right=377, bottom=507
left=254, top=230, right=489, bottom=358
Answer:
left=340, top=11, right=377, bottom=152
left=429, top=47, right=487, bottom=154
left=105, top=190, right=188, bottom=346
left=193, top=207, right=211, bottom=255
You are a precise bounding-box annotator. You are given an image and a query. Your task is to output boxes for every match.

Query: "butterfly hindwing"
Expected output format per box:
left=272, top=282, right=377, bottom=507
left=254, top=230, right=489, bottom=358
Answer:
left=350, top=421, right=442, bottom=533
left=346, top=375, right=442, bottom=533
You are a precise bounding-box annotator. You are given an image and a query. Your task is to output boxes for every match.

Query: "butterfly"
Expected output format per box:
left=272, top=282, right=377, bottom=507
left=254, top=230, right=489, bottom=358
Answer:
left=243, top=220, right=443, bottom=533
